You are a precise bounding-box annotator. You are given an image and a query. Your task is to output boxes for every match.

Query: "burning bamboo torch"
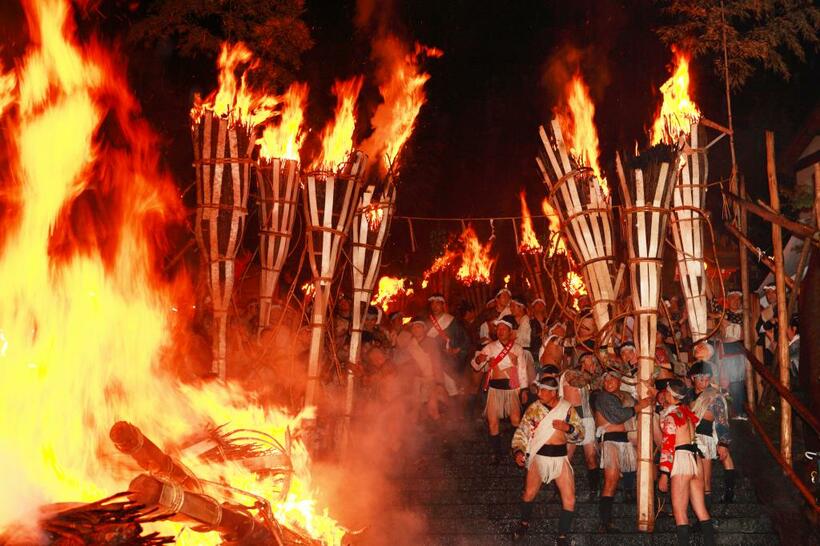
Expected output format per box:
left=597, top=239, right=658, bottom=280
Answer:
left=455, top=226, right=496, bottom=317
left=192, top=43, right=274, bottom=379
left=517, top=192, right=547, bottom=302
left=302, top=152, right=367, bottom=410
left=256, top=83, right=308, bottom=335
left=536, top=119, right=618, bottom=336
left=616, top=144, right=680, bottom=532
left=651, top=52, right=709, bottom=343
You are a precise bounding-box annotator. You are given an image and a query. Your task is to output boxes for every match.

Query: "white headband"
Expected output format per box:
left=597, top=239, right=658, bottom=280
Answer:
left=534, top=379, right=559, bottom=391
left=427, top=296, right=446, bottom=303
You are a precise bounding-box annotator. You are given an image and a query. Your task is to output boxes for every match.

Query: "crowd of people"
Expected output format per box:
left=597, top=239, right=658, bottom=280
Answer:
left=328, top=283, right=800, bottom=545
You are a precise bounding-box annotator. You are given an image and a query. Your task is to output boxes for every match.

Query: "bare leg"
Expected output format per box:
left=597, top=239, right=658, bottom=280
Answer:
left=689, top=460, right=710, bottom=522
left=509, top=402, right=521, bottom=428
left=522, top=465, right=543, bottom=502
left=670, top=474, right=692, bottom=526
left=567, top=442, right=577, bottom=461
left=583, top=443, right=597, bottom=469
left=554, top=460, right=576, bottom=511
left=702, top=457, right=713, bottom=493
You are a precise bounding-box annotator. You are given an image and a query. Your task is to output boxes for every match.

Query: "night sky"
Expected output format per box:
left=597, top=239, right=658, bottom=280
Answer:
left=1, top=0, right=816, bottom=276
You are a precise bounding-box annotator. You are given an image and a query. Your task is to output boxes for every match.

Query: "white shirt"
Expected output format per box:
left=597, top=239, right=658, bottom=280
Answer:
left=471, top=339, right=529, bottom=388
left=514, top=315, right=532, bottom=349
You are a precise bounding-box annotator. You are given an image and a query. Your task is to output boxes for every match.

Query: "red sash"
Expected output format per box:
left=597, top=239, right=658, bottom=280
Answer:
left=429, top=314, right=451, bottom=345
left=482, top=342, right=517, bottom=391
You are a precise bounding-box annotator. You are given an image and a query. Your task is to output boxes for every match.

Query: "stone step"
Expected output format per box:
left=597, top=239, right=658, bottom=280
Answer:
left=424, top=515, right=774, bottom=535
left=405, top=502, right=766, bottom=520
left=417, top=532, right=776, bottom=545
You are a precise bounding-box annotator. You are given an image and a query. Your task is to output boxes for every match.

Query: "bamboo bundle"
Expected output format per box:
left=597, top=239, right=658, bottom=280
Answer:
left=302, top=151, right=367, bottom=409
left=519, top=250, right=547, bottom=302
left=616, top=144, right=679, bottom=532
left=256, top=158, right=301, bottom=335
left=536, top=119, right=618, bottom=335
left=343, top=179, right=397, bottom=452
left=463, top=281, right=493, bottom=319
left=669, top=122, right=709, bottom=342
left=192, top=110, right=254, bottom=379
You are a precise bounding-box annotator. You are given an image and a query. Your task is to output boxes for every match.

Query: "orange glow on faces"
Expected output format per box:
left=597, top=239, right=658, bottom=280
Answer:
left=650, top=49, right=701, bottom=145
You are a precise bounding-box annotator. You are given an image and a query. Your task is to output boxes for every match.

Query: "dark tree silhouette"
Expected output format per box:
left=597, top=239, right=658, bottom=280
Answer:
left=128, top=0, right=313, bottom=88
left=655, top=0, right=819, bottom=89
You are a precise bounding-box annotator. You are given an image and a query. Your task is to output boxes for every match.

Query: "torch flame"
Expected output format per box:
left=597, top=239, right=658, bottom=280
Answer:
left=425, top=247, right=459, bottom=278
left=311, top=76, right=363, bottom=170
left=650, top=49, right=701, bottom=145
left=541, top=199, right=567, bottom=256
left=518, top=192, right=542, bottom=253
left=362, top=37, right=442, bottom=170
left=563, top=271, right=588, bottom=311
left=455, top=226, right=496, bottom=286
left=190, top=42, right=278, bottom=128
left=258, top=82, right=309, bottom=161
left=555, top=74, right=608, bottom=197
left=371, top=276, right=413, bottom=312
left=0, top=1, right=345, bottom=544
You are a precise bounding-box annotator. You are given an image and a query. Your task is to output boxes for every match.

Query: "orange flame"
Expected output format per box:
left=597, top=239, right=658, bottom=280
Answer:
left=362, top=37, right=442, bottom=170
left=372, top=276, right=413, bottom=312
left=518, top=192, right=542, bottom=253
left=302, top=281, right=316, bottom=299
left=311, top=77, right=363, bottom=170
left=190, top=42, right=278, bottom=128
left=456, top=226, right=495, bottom=286
left=555, top=74, right=608, bottom=197
left=541, top=199, right=567, bottom=256
left=563, top=271, right=587, bottom=311
left=425, top=247, right=459, bottom=278
left=0, top=1, right=344, bottom=544
left=651, top=49, right=701, bottom=145
left=258, top=82, right=308, bottom=161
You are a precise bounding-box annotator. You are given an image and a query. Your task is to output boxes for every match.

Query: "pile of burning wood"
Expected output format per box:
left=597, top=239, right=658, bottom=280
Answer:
left=3, top=421, right=322, bottom=545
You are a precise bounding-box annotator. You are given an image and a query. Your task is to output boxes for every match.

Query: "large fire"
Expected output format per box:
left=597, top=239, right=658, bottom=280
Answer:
left=542, top=199, right=567, bottom=256
left=372, top=276, right=413, bottom=312
left=311, top=76, right=364, bottom=170
left=650, top=49, right=701, bottom=145
left=362, top=37, right=442, bottom=170
left=0, top=1, right=344, bottom=544
left=555, top=74, right=609, bottom=197
left=258, top=82, right=309, bottom=161
left=190, top=42, right=277, bottom=128
left=455, top=226, right=495, bottom=286
left=425, top=247, right=459, bottom=278
left=518, top=192, right=542, bottom=253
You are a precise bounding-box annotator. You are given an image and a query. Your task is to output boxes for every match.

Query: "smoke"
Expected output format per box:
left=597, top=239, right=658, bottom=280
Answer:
left=541, top=44, right=609, bottom=112
left=354, top=0, right=395, bottom=34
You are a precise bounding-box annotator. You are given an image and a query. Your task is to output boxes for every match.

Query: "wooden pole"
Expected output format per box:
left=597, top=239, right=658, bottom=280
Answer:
left=738, top=177, right=756, bottom=411
left=766, top=131, right=792, bottom=466
left=724, top=223, right=795, bottom=290
left=725, top=192, right=819, bottom=243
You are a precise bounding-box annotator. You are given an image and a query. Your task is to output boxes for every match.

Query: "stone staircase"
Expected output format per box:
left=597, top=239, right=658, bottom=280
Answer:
left=393, top=421, right=782, bottom=545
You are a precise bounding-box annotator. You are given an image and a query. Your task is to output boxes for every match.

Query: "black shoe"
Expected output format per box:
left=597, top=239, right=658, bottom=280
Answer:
left=556, top=534, right=571, bottom=546
left=512, top=521, right=529, bottom=540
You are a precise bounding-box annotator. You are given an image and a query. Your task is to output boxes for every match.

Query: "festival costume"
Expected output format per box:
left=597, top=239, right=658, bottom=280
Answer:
left=472, top=339, right=528, bottom=419
left=511, top=398, right=581, bottom=543
left=427, top=312, right=470, bottom=396
left=591, top=390, right=638, bottom=472
left=659, top=404, right=701, bottom=477
left=688, top=386, right=730, bottom=460
left=559, top=370, right=596, bottom=446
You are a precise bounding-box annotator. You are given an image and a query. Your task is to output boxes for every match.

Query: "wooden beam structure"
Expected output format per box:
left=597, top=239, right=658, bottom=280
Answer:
left=725, top=191, right=820, bottom=245
left=738, top=178, right=756, bottom=411
left=766, top=131, right=792, bottom=466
